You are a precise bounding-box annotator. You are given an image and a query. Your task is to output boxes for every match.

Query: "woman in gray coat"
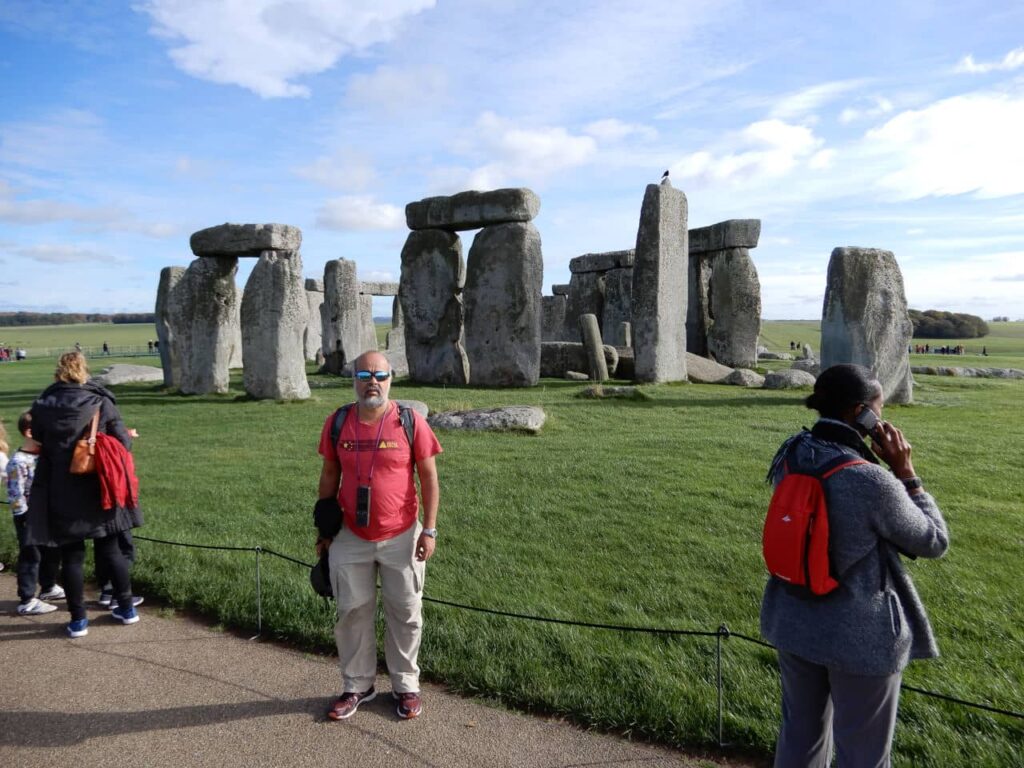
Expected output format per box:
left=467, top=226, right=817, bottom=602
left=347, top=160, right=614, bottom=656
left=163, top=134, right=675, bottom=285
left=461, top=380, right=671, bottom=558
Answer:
left=26, top=351, right=142, bottom=637
left=761, top=364, right=949, bottom=768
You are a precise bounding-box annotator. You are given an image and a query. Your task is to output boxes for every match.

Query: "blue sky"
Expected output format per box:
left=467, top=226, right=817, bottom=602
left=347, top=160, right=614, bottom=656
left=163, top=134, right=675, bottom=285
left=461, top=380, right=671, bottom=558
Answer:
left=1, top=0, right=1023, bottom=319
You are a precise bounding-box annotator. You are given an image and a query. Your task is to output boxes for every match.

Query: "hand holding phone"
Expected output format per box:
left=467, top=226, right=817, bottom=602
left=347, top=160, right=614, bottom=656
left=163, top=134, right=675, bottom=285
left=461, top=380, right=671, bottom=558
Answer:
left=854, top=406, right=881, bottom=438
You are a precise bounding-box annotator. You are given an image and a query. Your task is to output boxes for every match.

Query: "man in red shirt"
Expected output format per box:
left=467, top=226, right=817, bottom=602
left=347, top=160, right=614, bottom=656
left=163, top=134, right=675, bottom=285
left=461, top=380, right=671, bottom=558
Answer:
left=317, top=350, right=442, bottom=721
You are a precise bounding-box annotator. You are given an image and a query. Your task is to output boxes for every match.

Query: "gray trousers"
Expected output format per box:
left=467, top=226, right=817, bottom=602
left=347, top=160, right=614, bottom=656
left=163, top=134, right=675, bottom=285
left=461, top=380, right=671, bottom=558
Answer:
left=774, top=651, right=902, bottom=768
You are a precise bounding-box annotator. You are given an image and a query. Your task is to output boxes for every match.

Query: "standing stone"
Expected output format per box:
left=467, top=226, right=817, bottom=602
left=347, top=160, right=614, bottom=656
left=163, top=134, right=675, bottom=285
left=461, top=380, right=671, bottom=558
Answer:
left=618, top=321, right=632, bottom=348
left=464, top=222, right=543, bottom=387
left=687, top=254, right=713, bottom=357
left=359, top=294, right=378, bottom=354
left=304, top=279, right=324, bottom=363
left=399, top=230, right=469, bottom=385
left=241, top=250, right=310, bottom=400
left=542, top=295, right=567, bottom=342
left=391, top=295, right=404, bottom=328
left=155, top=266, right=186, bottom=387
left=578, top=314, right=609, bottom=382
left=601, top=267, right=633, bottom=345
left=820, top=247, right=914, bottom=403
left=322, top=259, right=365, bottom=374
left=632, top=183, right=688, bottom=382
left=169, top=257, right=240, bottom=394
left=563, top=272, right=605, bottom=341
left=229, top=300, right=243, bottom=369
left=706, top=248, right=761, bottom=368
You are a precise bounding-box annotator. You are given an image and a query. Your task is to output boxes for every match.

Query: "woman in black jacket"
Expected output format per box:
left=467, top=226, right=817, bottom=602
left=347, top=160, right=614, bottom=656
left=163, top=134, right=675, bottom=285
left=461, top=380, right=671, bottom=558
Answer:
left=26, top=351, right=142, bottom=637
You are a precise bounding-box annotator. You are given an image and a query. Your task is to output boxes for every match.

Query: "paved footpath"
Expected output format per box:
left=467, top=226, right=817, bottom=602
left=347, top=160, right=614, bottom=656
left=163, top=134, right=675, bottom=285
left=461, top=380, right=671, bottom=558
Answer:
left=0, top=574, right=764, bottom=768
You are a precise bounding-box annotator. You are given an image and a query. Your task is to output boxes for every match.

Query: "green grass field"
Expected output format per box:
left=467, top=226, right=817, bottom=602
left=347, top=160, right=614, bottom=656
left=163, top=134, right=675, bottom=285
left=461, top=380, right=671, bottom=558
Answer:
left=1, top=323, right=1022, bottom=766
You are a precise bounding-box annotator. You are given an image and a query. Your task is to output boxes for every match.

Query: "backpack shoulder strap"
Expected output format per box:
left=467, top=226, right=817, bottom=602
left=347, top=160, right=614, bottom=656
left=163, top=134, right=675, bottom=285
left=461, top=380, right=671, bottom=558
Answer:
left=396, top=404, right=416, bottom=464
left=817, top=454, right=870, bottom=479
left=330, top=404, right=353, bottom=449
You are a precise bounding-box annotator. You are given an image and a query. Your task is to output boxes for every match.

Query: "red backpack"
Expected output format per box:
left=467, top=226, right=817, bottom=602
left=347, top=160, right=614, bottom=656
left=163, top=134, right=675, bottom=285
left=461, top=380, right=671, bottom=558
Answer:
left=762, top=454, right=868, bottom=595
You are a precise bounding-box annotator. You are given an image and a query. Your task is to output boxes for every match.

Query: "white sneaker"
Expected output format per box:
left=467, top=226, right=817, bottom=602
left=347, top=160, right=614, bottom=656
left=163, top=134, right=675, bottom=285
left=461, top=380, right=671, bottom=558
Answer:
left=17, top=598, right=58, bottom=615
left=38, top=585, right=66, bottom=601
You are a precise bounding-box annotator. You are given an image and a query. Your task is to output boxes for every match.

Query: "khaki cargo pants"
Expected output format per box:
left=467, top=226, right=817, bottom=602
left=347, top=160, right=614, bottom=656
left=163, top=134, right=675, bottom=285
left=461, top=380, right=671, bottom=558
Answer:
left=329, top=522, right=424, bottom=694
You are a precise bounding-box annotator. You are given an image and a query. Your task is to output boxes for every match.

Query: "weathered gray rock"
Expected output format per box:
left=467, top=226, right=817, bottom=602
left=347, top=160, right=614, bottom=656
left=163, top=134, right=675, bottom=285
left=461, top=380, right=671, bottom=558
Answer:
left=359, top=281, right=399, bottom=296
left=190, top=223, right=302, bottom=257
left=569, top=249, right=634, bottom=274
left=464, top=222, right=543, bottom=387
left=391, top=296, right=404, bottom=328
left=241, top=250, right=310, bottom=400
left=686, top=253, right=713, bottom=356
left=551, top=283, right=571, bottom=296
left=305, top=278, right=324, bottom=292
left=169, top=257, right=240, bottom=394
left=565, top=371, right=590, bottom=381
left=541, top=295, right=567, bottom=342
left=92, top=364, right=165, bottom=387
left=685, top=352, right=733, bottom=384
left=229, top=299, right=243, bottom=369
left=304, top=285, right=324, bottom=363
left=820, top=247, right=914, bottom=404
left=910, top=365, right=1024, bottom=379
left=725, top=368, right=765, bottom=387
left=322, top=259, right=367, bottom=375
left=791, top=358, right=821, bottom=376
left=406, top=188, right=540, bottom=231
left=689, top=219, right=761, bottom=255
left=632, top=183, right=688, bottom=382
left=540, top=342, right=618, bottom=378
left=801, top=343, right=815, bottom=360
left=601, top=268, right=633, bottom=346
left=384, top=348, right=408, bottom=378
left=759, top=351, right=794, bottom=361
left=617, top=321, right=632, bottom=348
left=155, top=266, right=186, bottom=387
left=579, top=385, right=643, bottom=399
left=428, top=405, right=546, bottom=434
left=579, top=314, right=609, bottom=382
left=399, top=229, right=469, bottom=385
left=563, top=271, right=605, bottom=341
left=706, top=248, right=761, bottom=368
left=764, top=369, right=816, bottom=389
left=359, top=294, right=378, bottom=354
left=394, top=399, right=428, bottom=418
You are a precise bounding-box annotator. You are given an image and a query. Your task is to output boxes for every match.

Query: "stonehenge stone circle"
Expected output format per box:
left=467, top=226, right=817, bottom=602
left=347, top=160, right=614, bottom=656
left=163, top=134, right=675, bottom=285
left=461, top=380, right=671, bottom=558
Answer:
left=190, top=223, right=302, bottom=258
left=155, top=266, right=186, bottom=387
left=322, top=259, right=366, bottom=374
left=406, top=188, right=540, bottom=232
left=168, top=256, right=240, bottom=395
left=399, top=229, right=469, bottom=385
left=464, top=221, right=543, bottom=387
left=631, top=182, right=688, bottom=382
left=304, top=278, right=324, bottom=363
left=706, top=248, right=761, bottom=368
left=764, top=369, right=817, bottom=389
left=578, top=313, right=609, bottom=382
left=820, top=247, right=914, bottom=404
left=240, top=249, right=310, bottom=400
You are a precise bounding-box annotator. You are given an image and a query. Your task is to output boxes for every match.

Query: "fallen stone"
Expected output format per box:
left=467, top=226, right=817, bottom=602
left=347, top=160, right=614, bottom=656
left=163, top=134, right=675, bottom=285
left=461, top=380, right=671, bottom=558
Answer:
left=428, top=405, right=546, bottom=434
left=759, top=351, right=794, bottom=361
left=578, top=385, right=646, bottom=399
left=92, top=364, right=165, bottom=387
left=910, top=366, right=1024, bottom=379
left=685, top=352, right=733, bottom=384
left=724, top=368, right=765, bottom=387
left=565, top=371, right=589, bottom=381
left=190, top=223, right=302, bottom=257
left=406, top=188, right=540, bottom=231
left=689, top=219, right=761, bottom=255
left=359, top=281, right=399, bottom=296
left=791, top=358, right=820, bottom=376
left=764, top=369, right=816, bottom=389
left=568, top=249, right=635, bottom=274
left=394, top=399, right=429, bottom=418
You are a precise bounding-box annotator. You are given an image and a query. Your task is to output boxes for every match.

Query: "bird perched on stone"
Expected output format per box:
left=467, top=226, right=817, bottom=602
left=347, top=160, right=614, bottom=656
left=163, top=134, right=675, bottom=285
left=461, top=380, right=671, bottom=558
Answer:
left=660, top=169, right=671, bottom=185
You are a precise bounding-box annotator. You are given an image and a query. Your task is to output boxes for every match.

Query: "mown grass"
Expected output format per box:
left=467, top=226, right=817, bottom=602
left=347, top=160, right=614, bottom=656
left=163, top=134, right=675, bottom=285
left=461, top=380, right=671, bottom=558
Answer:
left=1, top=325, right=1022, bottom=766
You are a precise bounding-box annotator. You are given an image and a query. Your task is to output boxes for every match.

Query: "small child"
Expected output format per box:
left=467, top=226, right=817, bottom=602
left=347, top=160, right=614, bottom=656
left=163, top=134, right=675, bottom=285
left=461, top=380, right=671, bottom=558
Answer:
left=7, top=412, right=64, bottom=615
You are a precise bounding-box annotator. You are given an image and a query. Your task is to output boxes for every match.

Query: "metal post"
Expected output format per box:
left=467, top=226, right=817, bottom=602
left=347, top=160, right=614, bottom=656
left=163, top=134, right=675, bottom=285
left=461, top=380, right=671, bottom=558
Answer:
left=250, top=547, right=263, bottom=640
left=717, top=623, right=729, bottom=747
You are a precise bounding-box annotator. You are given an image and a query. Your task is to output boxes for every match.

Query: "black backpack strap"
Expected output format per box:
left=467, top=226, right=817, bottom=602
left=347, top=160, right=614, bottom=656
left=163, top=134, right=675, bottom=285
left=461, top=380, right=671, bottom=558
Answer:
left=330, top=404, right=353, bottom=451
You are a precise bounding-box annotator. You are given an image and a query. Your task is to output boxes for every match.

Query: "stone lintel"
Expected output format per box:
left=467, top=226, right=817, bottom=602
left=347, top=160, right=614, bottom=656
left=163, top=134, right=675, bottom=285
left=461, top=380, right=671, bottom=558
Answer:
left=568, top=249, right=634, bottom=274
left=190, top=223, right=302, bottom=257
left=406, top=188, right=540, bottom=231
left=551, top=283, right=571, bottom=296
left=688, top=219, right=760, bottom=255
left=358, top=281, right=399, bottom=296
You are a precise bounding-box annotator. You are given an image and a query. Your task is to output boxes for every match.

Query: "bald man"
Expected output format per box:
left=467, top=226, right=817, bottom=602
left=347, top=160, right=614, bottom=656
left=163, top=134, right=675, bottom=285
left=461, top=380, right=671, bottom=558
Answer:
left=316, top=351, right=442, bottom=722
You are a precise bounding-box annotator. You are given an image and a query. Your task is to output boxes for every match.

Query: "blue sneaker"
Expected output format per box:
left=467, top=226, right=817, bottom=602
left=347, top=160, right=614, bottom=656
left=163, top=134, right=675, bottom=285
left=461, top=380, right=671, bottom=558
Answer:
left=111, top=606, right=140, bottom=625
left=66, top=618, right=89, bottom=638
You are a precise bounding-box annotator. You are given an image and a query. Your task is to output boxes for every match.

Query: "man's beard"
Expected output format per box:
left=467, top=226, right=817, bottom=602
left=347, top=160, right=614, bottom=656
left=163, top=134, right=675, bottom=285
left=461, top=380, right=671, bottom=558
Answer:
left=358, top=391, right=386, bottom=408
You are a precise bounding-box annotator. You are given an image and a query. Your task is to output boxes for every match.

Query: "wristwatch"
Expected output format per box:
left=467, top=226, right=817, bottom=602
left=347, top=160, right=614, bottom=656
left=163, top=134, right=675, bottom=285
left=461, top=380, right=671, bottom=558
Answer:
left=901, top=476, right=923, bottom=491
left=421, top=528, right=437, bottom=539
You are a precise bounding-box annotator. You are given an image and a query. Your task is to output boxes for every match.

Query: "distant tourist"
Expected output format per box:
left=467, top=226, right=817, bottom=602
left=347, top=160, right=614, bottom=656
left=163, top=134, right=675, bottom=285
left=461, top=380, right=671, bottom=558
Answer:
left=74, top=342, right=81, bottom=352
left=315, top=350, right=442, bottom=721
left=147, top=340, right=154, bottom=353
left=16, top=347, right=26, bottom=361
left=761, top=364, right=949, bottom=767
left=102, top=342, right=109, bottom=356
left=983, top=346, right=988, bottom=356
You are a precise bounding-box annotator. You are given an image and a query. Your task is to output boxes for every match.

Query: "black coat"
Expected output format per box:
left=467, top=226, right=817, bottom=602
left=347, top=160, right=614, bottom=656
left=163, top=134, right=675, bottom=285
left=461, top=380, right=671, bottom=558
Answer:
left=24, top=380, right=143, bottom=546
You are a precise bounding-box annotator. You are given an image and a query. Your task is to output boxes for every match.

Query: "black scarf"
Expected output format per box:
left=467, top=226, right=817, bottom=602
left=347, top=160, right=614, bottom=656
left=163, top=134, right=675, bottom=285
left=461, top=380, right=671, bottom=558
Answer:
left=809, top=419, right=880, bottom=464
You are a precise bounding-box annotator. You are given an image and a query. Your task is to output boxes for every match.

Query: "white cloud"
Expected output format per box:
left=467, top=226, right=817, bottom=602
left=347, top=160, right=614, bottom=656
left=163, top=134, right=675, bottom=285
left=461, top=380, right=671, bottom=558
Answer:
left=0, top=109, right=105, bottom=170
left=838, top=96, right=894, bottom=124
left=770, top=79, right=868, bottom=120
left=672, top=119, right=824, bottom=186
left=954, top=47, right=1024, bottom=75
left=316, top=195, right=405, bottom=230
left=864, top=90, right=1024, bottom=199
left=346, top=64, right=448, bottom=113
left=583, top=118, right=657, bottom=143
left=294, top=150, right=377, bottom=191
left=3, top=243, right=111, bottom=264
left=137, top=0, right=436, bottom=98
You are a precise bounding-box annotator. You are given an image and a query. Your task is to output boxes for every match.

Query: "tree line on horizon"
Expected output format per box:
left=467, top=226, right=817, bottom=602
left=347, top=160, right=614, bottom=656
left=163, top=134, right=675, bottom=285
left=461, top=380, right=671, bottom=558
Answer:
left=0, top=311, right=156, bottom=327
left=909, top=309, right=989, bottom=339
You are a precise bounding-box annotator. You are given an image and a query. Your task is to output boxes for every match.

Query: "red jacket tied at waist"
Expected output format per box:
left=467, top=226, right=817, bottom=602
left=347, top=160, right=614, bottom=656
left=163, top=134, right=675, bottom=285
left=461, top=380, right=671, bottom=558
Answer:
left=94, top=433, right=139, bottom=511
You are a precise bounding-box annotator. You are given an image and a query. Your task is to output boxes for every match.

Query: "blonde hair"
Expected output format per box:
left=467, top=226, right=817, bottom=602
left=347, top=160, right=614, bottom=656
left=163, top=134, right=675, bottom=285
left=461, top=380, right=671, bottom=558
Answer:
left=55, top=351, right=90, bottom=384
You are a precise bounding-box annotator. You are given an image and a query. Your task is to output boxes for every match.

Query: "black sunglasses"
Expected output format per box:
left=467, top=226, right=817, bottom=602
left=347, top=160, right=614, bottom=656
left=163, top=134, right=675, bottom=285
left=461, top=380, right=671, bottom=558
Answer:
left=354, top=370, right=391, bottom=382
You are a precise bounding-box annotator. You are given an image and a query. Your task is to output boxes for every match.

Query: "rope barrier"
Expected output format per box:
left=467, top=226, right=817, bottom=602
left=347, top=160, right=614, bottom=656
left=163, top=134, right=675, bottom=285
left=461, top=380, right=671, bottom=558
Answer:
left=129, top=533, right=1024, bottom=724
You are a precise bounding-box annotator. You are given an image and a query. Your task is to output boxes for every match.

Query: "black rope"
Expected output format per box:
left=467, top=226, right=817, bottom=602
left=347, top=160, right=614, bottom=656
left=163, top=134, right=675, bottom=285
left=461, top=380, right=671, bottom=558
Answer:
left=130, top=533, right=1024, bottom=722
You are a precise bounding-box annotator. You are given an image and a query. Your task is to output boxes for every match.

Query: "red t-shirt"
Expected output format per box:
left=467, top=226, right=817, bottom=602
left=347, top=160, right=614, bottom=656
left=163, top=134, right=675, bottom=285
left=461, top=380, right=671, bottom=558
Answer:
left=318, top=402, right=442, bottom=542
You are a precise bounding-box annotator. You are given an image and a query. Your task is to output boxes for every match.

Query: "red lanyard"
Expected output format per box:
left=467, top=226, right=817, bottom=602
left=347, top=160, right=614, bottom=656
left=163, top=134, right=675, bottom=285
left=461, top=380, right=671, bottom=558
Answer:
left=353, top=403, right=390, bottom=485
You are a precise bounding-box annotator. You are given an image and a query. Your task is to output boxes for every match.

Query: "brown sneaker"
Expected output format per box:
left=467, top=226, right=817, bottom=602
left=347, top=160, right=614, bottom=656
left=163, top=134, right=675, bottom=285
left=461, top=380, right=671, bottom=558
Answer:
left=394, top=691, right=422, bottom=719
left=327, top=687, right=376, bottom=721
